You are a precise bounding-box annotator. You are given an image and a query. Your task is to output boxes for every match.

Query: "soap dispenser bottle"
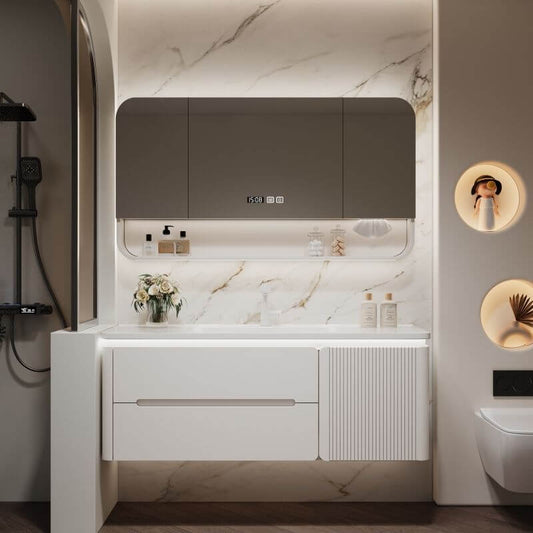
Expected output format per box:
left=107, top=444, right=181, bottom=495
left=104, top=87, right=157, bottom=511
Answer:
left=361, top=293, right=377, bottom=328
left=143, top=234, right=156, bottom=257
left=380, top=292, right=398, bottom=328
left=158, top=225, right=175, bottom=254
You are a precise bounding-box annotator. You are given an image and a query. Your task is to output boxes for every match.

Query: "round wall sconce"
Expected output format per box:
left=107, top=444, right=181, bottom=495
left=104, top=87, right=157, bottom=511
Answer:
left=455, top=161, right=525, bottom=232
left=481, top=279, right=533, bottom=350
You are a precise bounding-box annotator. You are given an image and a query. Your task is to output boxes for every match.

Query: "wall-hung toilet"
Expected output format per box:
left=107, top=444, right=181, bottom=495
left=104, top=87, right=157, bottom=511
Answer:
left=474, top=408, right=533, bottom=493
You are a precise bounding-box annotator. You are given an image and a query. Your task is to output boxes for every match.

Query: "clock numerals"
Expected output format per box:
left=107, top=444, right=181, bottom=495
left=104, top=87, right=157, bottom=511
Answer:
left=247, top=196, right=264, bottom=204
left=247, top=195, right=285, bottom=205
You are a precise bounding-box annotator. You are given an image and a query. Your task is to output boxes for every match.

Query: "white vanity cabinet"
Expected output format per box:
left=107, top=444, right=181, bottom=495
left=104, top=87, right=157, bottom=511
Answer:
left=102, top=346, right=319, bottom=461
left=52, top=326, right=430, bottom=533
left=99, top=327, right=430, bottom=463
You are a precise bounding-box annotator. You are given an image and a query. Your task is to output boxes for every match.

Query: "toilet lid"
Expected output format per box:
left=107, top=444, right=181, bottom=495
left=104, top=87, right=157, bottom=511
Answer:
left=480, top=408, right=533, bottom=435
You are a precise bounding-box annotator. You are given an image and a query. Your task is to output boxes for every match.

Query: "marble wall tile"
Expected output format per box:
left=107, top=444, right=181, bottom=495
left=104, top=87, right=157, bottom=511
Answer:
left=117, top=0, right=433, bottom=501
left=120, top=460, right=432, bottom=502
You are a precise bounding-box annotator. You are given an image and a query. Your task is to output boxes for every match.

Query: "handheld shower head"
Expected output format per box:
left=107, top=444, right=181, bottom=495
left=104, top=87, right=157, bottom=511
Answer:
left=0, top=92, right=36, bottom=122
left=20, top=157, right=42, bottom=211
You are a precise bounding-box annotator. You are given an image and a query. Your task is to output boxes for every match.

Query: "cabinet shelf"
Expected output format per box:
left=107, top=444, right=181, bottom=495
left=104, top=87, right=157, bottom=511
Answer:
left=118, top=219, right=414, bottom=262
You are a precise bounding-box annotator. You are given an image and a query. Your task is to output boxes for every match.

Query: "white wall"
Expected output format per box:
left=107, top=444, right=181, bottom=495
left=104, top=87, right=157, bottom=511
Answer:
left=435, top=0, right=533, bottom=504
left=116, top=0, right=434, bottom=501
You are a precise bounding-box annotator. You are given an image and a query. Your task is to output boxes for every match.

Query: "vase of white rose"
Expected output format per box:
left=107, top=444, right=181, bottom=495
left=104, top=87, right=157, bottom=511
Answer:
left=133, top=273, right=183, bottom=327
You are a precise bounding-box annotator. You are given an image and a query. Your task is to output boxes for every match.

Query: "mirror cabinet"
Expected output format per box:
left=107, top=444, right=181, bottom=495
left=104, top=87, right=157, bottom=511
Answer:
left=116, top=97, right=415, bottom=220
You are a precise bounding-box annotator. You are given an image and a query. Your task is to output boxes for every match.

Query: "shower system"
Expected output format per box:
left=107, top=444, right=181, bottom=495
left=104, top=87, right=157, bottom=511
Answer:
left=0, top=92, right=67, bottom=372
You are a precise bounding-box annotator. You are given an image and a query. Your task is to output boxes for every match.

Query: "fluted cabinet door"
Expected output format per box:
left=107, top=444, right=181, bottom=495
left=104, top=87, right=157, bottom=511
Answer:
left=319, top=345, right=429, bottom=461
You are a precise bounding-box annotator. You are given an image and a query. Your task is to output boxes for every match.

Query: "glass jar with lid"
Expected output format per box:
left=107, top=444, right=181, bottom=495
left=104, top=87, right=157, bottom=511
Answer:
left=330, top=224, right=346, bottom=256
left=307, top=226, right=325, bottom=257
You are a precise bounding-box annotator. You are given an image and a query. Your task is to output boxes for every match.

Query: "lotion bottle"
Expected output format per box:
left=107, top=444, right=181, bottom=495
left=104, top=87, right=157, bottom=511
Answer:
left=175, top=230, right=190, bottom=255
left=380, top=292, right=398, bottom=328
left=361, top=293, right=377, bottom=328
left=158, top=225, right=175, bottom=254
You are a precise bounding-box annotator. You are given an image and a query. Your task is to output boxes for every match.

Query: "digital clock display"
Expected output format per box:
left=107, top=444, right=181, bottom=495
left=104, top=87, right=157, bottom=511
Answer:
left=247, top=196, right=264, bottom=204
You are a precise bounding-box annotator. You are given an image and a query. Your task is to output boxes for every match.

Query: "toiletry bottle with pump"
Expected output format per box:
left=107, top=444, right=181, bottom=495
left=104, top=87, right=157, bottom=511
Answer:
left=380, top=292, right=398, bottom=328
left=143, top=234, right=156, bottom=257
left=158, top=225, right=175, bottom=254
left=175, top=230, right=190, bottom=255
left=361, top=293, right=377, bottom=327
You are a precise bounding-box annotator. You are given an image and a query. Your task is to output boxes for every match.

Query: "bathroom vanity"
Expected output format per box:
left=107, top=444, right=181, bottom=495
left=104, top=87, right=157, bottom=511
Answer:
left=100, top=325, right=430, bottom=462
left=51, top=324, right=430, bottom=533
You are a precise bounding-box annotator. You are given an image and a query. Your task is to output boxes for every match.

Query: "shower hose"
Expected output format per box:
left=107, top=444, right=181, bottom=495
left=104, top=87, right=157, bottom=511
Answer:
left=7, top=218, right=68, bottom=373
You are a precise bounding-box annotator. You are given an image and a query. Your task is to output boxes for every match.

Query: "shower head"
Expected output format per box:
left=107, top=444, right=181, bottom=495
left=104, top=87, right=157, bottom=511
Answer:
left=0, top=103, right=36, bottom=122
left=0, top=92, right=36, bottom=122
left=20, top=157, right=42, bottom=211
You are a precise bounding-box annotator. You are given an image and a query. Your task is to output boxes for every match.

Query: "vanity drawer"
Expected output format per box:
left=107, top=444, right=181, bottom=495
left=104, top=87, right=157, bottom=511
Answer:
left=113, top=403, right=318, bottom=461
left=112, top=347, right=318, bottom=403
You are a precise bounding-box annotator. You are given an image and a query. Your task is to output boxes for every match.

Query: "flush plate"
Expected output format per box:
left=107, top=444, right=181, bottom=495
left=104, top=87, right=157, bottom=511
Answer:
left=493, top=370, right=533, bottom=397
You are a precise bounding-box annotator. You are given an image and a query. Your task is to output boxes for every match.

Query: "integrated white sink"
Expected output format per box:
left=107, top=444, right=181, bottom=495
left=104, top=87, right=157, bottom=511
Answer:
left=101, top=324, right=429, bottom=340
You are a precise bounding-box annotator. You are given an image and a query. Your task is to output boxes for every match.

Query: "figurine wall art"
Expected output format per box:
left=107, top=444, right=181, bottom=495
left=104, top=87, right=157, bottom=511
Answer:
left=455, top=161, right=523, bottom=232
left=472, top=175, right=502, bottom=231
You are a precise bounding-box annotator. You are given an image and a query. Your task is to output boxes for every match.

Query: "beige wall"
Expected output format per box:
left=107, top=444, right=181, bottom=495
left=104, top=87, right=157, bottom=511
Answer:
left=0, top=0, right=70, bottom=500
left=435, top=0, right=533, bottom=504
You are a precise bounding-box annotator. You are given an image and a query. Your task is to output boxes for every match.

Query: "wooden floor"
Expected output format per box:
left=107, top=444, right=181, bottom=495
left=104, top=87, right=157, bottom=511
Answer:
left=1, top=502, right=532, bottom=532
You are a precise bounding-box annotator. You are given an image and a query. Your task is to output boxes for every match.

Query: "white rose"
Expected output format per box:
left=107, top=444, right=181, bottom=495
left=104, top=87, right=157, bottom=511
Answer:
left=160, top=280, right=172, bottom=294
left=148, top=284, right=159, bottom=296
left=171, top=293, right=181, bottom=306
left=135, top=289, right=149, bottom=303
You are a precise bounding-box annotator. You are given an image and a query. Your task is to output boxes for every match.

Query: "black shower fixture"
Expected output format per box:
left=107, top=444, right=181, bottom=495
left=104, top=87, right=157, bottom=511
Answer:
left=0, top=92, right=66, bottom=373
left=0, top=92, right=36, bottom=122
left=20, top=156, right=43, bottom=212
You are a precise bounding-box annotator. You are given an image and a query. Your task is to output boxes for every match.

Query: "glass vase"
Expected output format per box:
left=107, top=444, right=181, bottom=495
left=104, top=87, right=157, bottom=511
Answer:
left=145, top=303, right=169, bottom=327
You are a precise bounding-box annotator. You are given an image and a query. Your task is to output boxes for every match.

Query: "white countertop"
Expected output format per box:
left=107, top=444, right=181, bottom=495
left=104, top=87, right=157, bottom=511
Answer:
left=101, top=324, right=430, bottom=340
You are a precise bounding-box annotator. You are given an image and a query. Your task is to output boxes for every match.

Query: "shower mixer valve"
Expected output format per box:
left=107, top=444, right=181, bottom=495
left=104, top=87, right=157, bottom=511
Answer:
left=0, top=302, right=53, bottom=316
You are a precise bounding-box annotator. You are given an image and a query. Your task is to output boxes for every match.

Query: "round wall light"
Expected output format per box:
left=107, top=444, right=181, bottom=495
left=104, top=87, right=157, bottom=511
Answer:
left=455, top=161, right=525, bottom=232
left=481, top=279, right=533, bottom=350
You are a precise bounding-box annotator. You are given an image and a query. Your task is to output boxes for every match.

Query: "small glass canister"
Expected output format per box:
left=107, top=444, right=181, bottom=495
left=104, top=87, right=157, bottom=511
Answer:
left=330, top=224, right=346, bottom=256
left=307, top=226, right=325, bottom=257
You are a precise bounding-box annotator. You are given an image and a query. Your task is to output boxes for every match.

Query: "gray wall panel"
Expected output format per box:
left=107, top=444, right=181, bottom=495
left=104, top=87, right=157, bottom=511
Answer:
left=0, top=0, right=70, bottom=500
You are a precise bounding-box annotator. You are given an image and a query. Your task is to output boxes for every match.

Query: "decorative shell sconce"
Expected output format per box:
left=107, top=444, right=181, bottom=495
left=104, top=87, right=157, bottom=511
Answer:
left=481, top=281, right=533, bottom=350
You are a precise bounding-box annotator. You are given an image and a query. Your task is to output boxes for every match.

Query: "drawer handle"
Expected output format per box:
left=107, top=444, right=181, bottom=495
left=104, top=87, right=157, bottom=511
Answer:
left=136, top=399, right=296, bottom=407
